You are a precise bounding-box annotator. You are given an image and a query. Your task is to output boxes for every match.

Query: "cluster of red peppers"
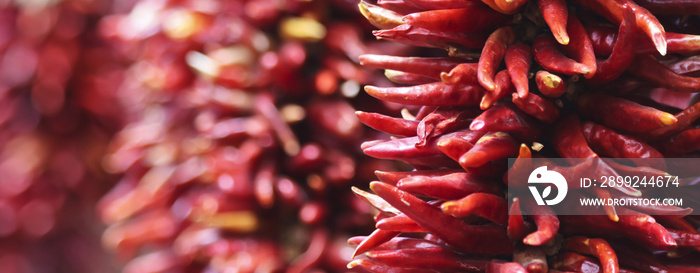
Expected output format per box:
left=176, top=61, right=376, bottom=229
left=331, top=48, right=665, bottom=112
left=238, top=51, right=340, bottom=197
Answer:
left=350, top=0, right=700, bottom=272
left=88, top=0, right=406, bottom=272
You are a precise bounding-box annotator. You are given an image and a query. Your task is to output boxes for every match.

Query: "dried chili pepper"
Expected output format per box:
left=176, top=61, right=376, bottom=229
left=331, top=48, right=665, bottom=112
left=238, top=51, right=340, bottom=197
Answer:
left=577, top=92, right=678, bottom=133
left=534, top=36, right=592, bottom=76
left=505, top=43, right=533, bottom=98
left=441, top=193, right=508, bottom=226
left=402, top=6, right=510, bottom=33
left=478, top=26, right=515, bottom=91
left=627, top=54, right=700, bottom=93
left=535, top=70, right=567, bottom=98
left=537, top=0, right=569, bottom=45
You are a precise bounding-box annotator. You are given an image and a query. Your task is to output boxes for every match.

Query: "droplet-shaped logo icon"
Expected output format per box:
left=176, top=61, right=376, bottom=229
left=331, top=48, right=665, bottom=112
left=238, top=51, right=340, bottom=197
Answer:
left=528, top=166, right=568, bottom=205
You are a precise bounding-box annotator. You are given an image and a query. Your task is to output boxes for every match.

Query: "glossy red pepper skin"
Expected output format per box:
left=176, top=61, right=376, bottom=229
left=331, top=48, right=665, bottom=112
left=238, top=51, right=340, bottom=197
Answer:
left=459, top=132, right=519, bottom=168
left=534, top=36, right=592, bottom=76
left=351, top=229, right=402, bottom=258
left=470, top=104, right=542, bottom=143
left=635, top=0, right=700, bottom=15
left=581, top=122, right=664, bottom=163
left=481, top=70, right=515, bottom=110
left=628, top=54, right=700, bottom=93
left=373, top=24, right=489, bottom=50
left=522, top=198, right=560, bottom=246
left=494, top=0, right=528, bottom=14
left=396, top=171, right=501, bottom=200
left=402, top=6, right=509, bottom=33
left=654, top=128, right=700, bottom=155
left=364, top=81, right=484, bottom=106
left=487, top=260, right=528, bottom=273
left=588, top=7, right=636, bottom=85
left=511, top=93, right=559, bottom=124
left=416, top=107, right=480, bottom=147
left=385, top=70, right=437, bottom=84
left=403, top=0, right=486, bottom=10
left=588, top=26, right=700, bottom=56
left=360, top=54, right=466, bottom=80
left=535, top=70, right=567, bottom=98
left=478, top=27, right=515, bottom=91
left=370, top=181, right=514, bottom=255
left=364, top=246, right=490, bottom=272
left=504, top=43, right=532, bottom=98
left=562, top=14, right=597, bottom=79
left=565, top=236, right=619, bottom=273
left=356, top=111, right=419, bottom=137
left=441, top=193, right=508, bottom=226
left=537, top=0, right=569, bottom=45
left=559, top=207, right=677, bottom=250
left=577, top=92, right=677, bottom=133
left=508, top=198, right=532, bottom=241
left=377, top=213, right=427, bottom=232
left=571, top=0, right=667, bottom=55
left=641, top=101, right=700, bottom=142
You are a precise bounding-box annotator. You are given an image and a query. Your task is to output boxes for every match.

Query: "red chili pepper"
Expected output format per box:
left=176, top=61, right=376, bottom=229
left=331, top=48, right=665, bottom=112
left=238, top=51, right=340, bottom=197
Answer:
left=377, top=213, right=427, bottom=232
left=514, top=245, right=548, bottom=273
left=571, top=0, right=667, bottom=56
left=641, top=101, right=700, bottom=141
left=441, top=193, right=508, bottom=226
left=511, top=92, right=559, bottom=124
left=352, top=186, right=402, bottom=216
left=507, top=198, right=528, bottom=241
left=588, top=26, right=700, bottom=56
left=470, top=103, right=542, bottom=143
left=374, top=169, right=464, bottom=185
left=504, top=144, right=532, bottom=189
left=350, top=229, right=401, bottom=258
left=347, top=258, right=443, bottom=273
left=654, top=128, right=700, bottom=155
left=402, top=6, right=510, bottom=33
left=437, top=136, right=476, bottom=162
left=588, top=6, right=636, bottom=85
left=254, top=160, right=275, bottom=208
left=459, top=132, right=519, bottom=168
left=537, top=0, right=569, bottom=45
left=609, top=241, right=674, bottom=273
left=396, top=170, right=501, bottom=200
left=385, top=70, right=437, bottom=85
left=377, top=0, right=425, bottom=13
left=364, top=247, right=491, bottom=272
left=551, top=251, right=604, bottom=273
left=535, top=70, right=567, bottom=98
left=356, top=111, right=419, bottom=137
left=364, top=81, right=485, bottom=106
left=359, top=0, right=405, bottom=29
left=370, top=181, right=514, bottom=255
left=441, top=63, right=479, bottom=85
left=403, top=0, right=487, bottom=10
left=562, top=14, right=597, bottom=79
left=581, top=122, right=664, bottom=162
left=577, top=92, right=677, bottom=133
left=628, top=54, right=700, bottom=93
left=534, top=36, right=592, bottom=76
left=504, top=43, right=532, bottom=98
left=416, top=107, right=480, bottom=148
left=560, top=208, right=677, bottom=250
left=487, top=260, right=528, bottom=273
left=635, top=0, right=700, bottom=15
left=493, top=0, right=528, bottom=14
left=479, top=0, right=513, bottom=14
left=565, top=236, right=619, bottom=273
left=552, top=115, right=641, bottom=196
left=521, top=198, right=560, bottom=246
left=478, top=26, right=515, bottom=91
left=373, top=24, right=489, bottom=50
left=359, top=54, right=465, bottom=80
left=481, top=70, right=515, bottom=109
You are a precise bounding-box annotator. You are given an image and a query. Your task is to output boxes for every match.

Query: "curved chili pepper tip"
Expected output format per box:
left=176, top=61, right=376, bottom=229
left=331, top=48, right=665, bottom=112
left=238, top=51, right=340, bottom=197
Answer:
left=660, top=112, right=678, bottom=126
